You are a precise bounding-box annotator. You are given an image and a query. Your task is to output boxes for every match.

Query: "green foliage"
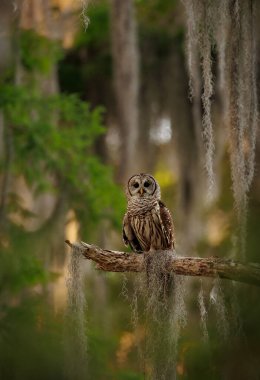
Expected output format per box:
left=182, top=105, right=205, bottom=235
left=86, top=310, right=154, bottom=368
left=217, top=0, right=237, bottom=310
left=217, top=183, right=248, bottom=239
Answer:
left=75, top=2, right=110, bottom=48
left=115, top=372, right=143, bottom=380
left=136, top=0, right=178, bottom=30
left=59, top=0, right=184, bottom=106
left=0, top=235, right=47, bottom=294
left=59, top=2, right=112, bottom=96
left=20, top=29, right=62, bottom=74
left=0, top=297, right=65, bottom=380
left=0, top=84, right=124, bottom=230
left=136, top=0, right=184, bottom=51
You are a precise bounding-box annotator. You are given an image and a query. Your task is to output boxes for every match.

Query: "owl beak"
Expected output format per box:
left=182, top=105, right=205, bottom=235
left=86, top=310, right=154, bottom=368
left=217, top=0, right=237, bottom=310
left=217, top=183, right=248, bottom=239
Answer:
left=139, top=188, right=144, bottom=196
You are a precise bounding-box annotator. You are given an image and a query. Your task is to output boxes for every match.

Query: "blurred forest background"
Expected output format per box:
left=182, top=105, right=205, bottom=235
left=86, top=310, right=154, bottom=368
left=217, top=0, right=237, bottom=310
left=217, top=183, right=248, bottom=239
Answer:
left=0, top=0, right=259, bottom=379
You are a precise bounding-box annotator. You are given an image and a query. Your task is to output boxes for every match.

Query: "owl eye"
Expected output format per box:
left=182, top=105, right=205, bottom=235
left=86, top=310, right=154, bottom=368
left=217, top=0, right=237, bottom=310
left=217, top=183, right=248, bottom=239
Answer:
left=143, top=181, right=150, bottom=188
left=133, top=182, right=139, bottom=188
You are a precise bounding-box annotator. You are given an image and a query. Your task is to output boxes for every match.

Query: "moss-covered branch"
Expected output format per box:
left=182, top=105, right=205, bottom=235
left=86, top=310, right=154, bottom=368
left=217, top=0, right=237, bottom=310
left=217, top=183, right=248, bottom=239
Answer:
left=65, top=240, right=260, bottom=287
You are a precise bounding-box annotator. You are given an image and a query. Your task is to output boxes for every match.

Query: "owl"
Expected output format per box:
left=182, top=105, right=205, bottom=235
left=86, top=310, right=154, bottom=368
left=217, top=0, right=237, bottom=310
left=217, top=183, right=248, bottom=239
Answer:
left=122, top=173, right=175, bottom=253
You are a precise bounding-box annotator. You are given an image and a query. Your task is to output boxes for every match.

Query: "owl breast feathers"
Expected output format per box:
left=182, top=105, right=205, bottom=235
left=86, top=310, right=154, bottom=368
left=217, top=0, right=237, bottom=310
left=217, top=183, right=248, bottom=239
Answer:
left=122, top=173, right=175, bottom=253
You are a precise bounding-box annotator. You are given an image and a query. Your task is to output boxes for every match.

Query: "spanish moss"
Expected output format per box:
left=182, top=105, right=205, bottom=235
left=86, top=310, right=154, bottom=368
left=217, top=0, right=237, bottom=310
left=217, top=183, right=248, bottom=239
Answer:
left=80, top=0, right=90, bottom=30
left=131, top=251, right=187, bottom=380
left=215, top=0, right=229, bottom=118
left=242, top=0, right=258, bottom=191
left=183, top=0, right=200, bottom=100
left=200, top=1, right=215, bottom=197
left=183, top=0, right=259, bottom=257
left=210, top=279, right=229, bottom=340
left=183, top=0, right=216, bottom=197
left=198, top=280, right=209, bottom=342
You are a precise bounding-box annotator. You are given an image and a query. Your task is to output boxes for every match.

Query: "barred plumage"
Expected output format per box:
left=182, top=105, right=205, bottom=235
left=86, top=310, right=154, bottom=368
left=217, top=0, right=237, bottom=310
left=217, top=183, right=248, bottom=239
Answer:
left=123, top=173, right=175, bottom=253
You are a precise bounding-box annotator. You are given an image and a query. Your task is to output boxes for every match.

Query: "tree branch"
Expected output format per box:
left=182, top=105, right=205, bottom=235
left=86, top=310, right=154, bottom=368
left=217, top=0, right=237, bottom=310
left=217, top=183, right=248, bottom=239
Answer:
left=65, top=240, right=260, bottom=287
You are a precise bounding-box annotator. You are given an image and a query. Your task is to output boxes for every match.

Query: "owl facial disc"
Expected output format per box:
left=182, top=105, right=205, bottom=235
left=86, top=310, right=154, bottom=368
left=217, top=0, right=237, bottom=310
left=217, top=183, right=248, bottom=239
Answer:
left=127, top=173, right=160, bottom=199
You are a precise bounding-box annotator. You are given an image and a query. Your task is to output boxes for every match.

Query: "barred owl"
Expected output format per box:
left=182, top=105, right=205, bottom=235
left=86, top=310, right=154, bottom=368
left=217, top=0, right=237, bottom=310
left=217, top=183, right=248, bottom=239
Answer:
left=122, top=173, right=175, bottom=253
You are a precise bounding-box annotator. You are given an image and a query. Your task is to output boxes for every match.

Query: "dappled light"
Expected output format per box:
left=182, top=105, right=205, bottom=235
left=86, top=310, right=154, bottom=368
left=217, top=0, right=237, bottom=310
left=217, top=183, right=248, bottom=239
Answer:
left=150, top=117, right=172, bottom=145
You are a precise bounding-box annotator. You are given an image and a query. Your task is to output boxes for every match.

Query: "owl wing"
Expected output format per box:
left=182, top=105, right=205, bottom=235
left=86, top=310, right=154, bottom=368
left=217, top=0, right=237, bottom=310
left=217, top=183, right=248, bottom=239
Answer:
left=159, top=200, right=175, bottom=249
left=122, top=213, right=143, bottom=253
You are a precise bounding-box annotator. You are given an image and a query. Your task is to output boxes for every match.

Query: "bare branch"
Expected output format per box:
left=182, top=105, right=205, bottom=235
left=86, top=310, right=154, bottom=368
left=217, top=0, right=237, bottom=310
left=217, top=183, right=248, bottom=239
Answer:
left=65, top=240, right=260, bottom=287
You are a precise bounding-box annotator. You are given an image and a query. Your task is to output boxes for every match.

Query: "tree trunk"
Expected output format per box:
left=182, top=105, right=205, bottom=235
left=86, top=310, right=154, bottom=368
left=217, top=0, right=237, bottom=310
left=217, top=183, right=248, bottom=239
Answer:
left=167, top=46, right=204, bottom=252
left=110, top=0, right=139, bottom=182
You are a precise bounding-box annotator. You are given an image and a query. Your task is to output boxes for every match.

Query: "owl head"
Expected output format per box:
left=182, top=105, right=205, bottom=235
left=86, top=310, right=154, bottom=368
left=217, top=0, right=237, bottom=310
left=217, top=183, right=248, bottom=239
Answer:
left=126, top=173, right=161, bottom=201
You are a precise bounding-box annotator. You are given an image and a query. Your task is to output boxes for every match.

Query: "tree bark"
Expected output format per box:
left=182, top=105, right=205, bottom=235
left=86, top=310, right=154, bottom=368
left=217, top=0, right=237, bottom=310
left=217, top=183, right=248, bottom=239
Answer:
left=110, top=0, right=139, bottom=183
left=65, top=240, right=260, bottom=287
left=167, top=45, right=204, bottom=252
